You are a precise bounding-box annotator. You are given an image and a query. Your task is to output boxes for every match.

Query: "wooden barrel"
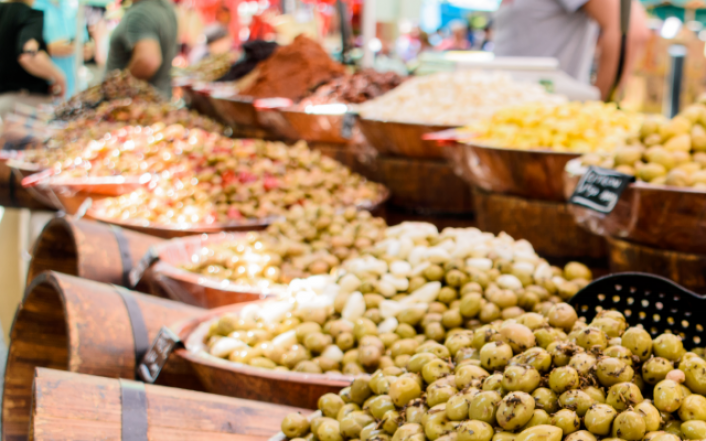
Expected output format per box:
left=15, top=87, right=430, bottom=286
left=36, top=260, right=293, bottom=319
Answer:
left=2, top=271, right=206, bottom=441
left=31, top=368, right=310, bottom=441
left=27, top=216, right=165, bottom=292
left=174, top=301, right=351, bottom=409
left=0, top=161, right=52, bottom=210
left=473, top=187, right=607, bottom=266
left=607, top=236, right=706, bottom=294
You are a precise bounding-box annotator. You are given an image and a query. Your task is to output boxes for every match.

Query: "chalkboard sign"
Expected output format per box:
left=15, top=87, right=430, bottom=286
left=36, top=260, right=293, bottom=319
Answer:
left=137, top=326, right=184, bottom=383
left=340, top=112, right=356, bottom=139
left=569, top=166, right=635, bottom=214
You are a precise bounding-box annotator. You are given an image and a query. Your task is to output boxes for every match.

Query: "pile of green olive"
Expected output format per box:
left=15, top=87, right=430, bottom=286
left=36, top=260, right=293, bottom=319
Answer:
left=279, top=306, right=706, bottom=441
left=202, top=224, right=594, bottom=375
left=180, top=205, right=387, bottom=284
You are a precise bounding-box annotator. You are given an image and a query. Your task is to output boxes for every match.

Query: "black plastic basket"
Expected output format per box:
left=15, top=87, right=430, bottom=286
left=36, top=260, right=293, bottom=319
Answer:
left=568, top=272, right=706, bottom=349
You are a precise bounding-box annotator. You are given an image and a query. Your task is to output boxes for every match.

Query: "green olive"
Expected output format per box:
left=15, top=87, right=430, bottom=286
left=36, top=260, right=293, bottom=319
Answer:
left=611, top=410, right=647, bottom=441
left=514, top=425, right=562, bottom=441
left=520, top=409, right=551, bottom=429
left=653, top=334, right=686, bottom=362
left=480, top=341, right=513, bottom=371
left=317, top=418, right=343, bottom=441
left=679, top=393, right=706, bottom=421
left=595, top=357, right=634, bottom=387
left=337, top=403, right=360, bottom=422
left=460, top=293, right=483, bottom=318
left=635, top=400, right=662, bottom=432
left=456, top=420, right=493, bottom=441
left=282, top=412, right=310, bottom=438
left=551, top=409, right=580, bottom=435
left=405, top=400, right=428, bottom=424
left=455, top=364, right=490, bottom=389
left=531, top=388, right=559, bottom=413
left=568, top=352, right=597, bottom=376
left=389, top=376, right=422, bottom=407
left=501, top=365, right=541, bottom=393
left=426, top=383, right=459, bottom=408
left=496, top=392, right=535, bottom=431
left=584, top=403, right=618, bottom=435
left=481, top=374, right=504, bottom=394
left=574, top=327, right=608, bottom=351
left=319, top=393, right=345, bottom=418
left=339, top=411, right=374, bottom=439
left=558, top=389, right=595, bottom=417
left=350, top=376, right=372, bottom=405
left=446, top=394, right=470, bottom=421
left=681, top=420, right=706, bottom=440
left=548, top=366, right=579, bottom=394
left=510, top=347, right=552, bottom=373
left=563, top=430, right=597, bottom=441
left=407, top=353, right=439, bottom=373
left=582, top=386, right=605, bottom=404
left=606, top=382, right=644, bottom=411
left=391, top=423, right=423, bottom=441
left=642, top=357, right=674, bottom=385
left=468, top=391, right=501, bottom=425
left=422, top=359, right=452, bottom=384
left=684, top=357, right=706, bottom=395
left=381, top=410, right=400, bottom=435
left=653, top=379, right=684, bottom=413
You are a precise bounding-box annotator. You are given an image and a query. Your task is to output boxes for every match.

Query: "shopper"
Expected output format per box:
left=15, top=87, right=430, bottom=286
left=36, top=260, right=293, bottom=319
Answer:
left=493, top=0, right=649, bottom=100
left=188, top=23, right=232, bottom=64
left=0, top=0, right=66, bottom=117
left=106, top=0, right=177, bottom=98
left=33, top=0, right=92, bottom=98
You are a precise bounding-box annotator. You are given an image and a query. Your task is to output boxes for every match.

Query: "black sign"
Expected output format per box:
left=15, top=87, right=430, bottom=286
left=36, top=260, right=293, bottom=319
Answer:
left=340, top=112, right=356, bottom=139
left=137, top=326, right=184, bottom=383
left=569, top=166, right=635, bottom=214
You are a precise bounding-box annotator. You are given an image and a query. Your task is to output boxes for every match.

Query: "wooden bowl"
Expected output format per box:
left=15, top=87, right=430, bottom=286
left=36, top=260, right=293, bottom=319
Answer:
left=565, top=158, right=706, bottom=254
left=150, top=232, right=282, bottom=308
left=0, top=158, right=56, bottom=209
left=357, top=117, right=454, bottom=159
left=6, top=159, right=61, bottom=209
left=184, top=83, right=222, bottom=122
left=444, top=139, right=581, bottom=202
left=174, top=300, right=351, bottom=409
left=279, top=107, right=353, bottom=145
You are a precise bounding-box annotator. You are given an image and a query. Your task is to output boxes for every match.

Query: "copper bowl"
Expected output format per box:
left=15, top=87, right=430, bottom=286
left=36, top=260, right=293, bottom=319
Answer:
left=6, top=159, right=61, bottom=209
left=184, top=83, right=222, bottom=122
left=173, top=300, right=351, bottom=409
left=444, top=139, right=581, bottom=202
left=209, top=94, right=260, bottom=128
left=565, top=158, right=706, bottom=254
left=357, top=117, right=454, bottom=159
left=279, top=107, right=354, bottom=145
left=150, top=232, right=282, bottom=308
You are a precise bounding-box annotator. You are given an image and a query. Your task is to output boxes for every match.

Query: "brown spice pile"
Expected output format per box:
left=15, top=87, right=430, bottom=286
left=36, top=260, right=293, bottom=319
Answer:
left=300, top=69, right=405, bottom=106
left=241, top=35, right=346, bottom=101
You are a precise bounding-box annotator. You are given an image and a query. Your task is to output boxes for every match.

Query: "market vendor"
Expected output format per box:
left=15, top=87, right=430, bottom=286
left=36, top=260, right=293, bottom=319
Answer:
left=106, top=0, right=177, bottom=98
left=493, top=0, right=649, bottom=100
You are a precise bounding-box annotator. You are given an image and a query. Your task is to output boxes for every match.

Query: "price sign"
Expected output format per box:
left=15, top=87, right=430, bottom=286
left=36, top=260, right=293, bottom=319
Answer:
left=137, top=327, right=184, bottom=383
left=569, top=166, right=635, bottom=214
left=340, top=112, right=356, bottom=139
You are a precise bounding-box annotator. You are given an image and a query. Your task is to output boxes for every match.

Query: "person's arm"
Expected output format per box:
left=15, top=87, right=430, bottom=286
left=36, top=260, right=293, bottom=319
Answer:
left=583, top=0, right=649, bottom=100
left=47, top=40, right=75, bottom=57
left=17, top=39, right=66, bottom=96
left=127, top=38, right=162, bottom=80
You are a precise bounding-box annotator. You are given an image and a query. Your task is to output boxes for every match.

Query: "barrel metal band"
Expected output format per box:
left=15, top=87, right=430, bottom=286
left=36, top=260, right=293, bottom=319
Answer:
left=120, top=379, right=149, bottom=440
left=111, top=224, right=133, bottom=287
left=114, top=285, right=150, bottom=376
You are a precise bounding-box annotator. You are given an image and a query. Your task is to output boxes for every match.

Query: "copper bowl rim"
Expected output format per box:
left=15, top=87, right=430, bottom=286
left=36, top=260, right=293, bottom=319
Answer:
left=151, top=232, right=286, bottom=296
left=172, top=301, right=354, bottom=387
left=357, top=116, right=455, bottom=130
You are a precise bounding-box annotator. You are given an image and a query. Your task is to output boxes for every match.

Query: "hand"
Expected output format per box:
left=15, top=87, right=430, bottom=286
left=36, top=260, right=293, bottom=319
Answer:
left=51, top=74, right=67, bottom=98
left=83, top=41, right=95, bottom=61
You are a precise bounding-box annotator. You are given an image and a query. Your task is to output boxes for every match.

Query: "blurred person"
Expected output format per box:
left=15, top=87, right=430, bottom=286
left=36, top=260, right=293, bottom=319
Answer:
left=106, top=0, right=177, bottom=98
left=188, top=23, right=232, bottom=64
left=437, top=20, right=471, bottom=51
left=493, top=0, right=649, bottom=100
left=0, top=0, right=65, bottom=118
left=33, top=0, right=93, bottom=98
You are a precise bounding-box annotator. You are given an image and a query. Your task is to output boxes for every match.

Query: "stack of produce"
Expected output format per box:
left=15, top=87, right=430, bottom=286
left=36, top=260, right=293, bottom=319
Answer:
left=463, top=102, right=642, bottom=153
left=200, top=222, right=593, bottom=375
left=20, top=107, right=223, bottom=170
left=53, top=70, right=163, bottom=121
left=582, top=102, right=706, bottom=188
left=278, top=308, right=706, bottom=441
left=240, top=35, right=346, bottom=101
left=181, top=205, right=387, bottom=284
left=297, top=70, right=405, bottom=108
left=87, top=129, right=385, bottom=226
left=357, top=72, right=564, bottom=126
left=177, top=53, right=233, bottom=82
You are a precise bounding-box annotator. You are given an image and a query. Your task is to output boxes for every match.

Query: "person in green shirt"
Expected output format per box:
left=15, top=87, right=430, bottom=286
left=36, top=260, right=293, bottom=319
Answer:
left=106, top=0, right=177, bottom=98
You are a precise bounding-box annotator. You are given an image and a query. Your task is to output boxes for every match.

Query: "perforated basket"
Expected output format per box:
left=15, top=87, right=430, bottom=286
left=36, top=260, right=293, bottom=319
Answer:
left=568, top=272, right=706, bottom=349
